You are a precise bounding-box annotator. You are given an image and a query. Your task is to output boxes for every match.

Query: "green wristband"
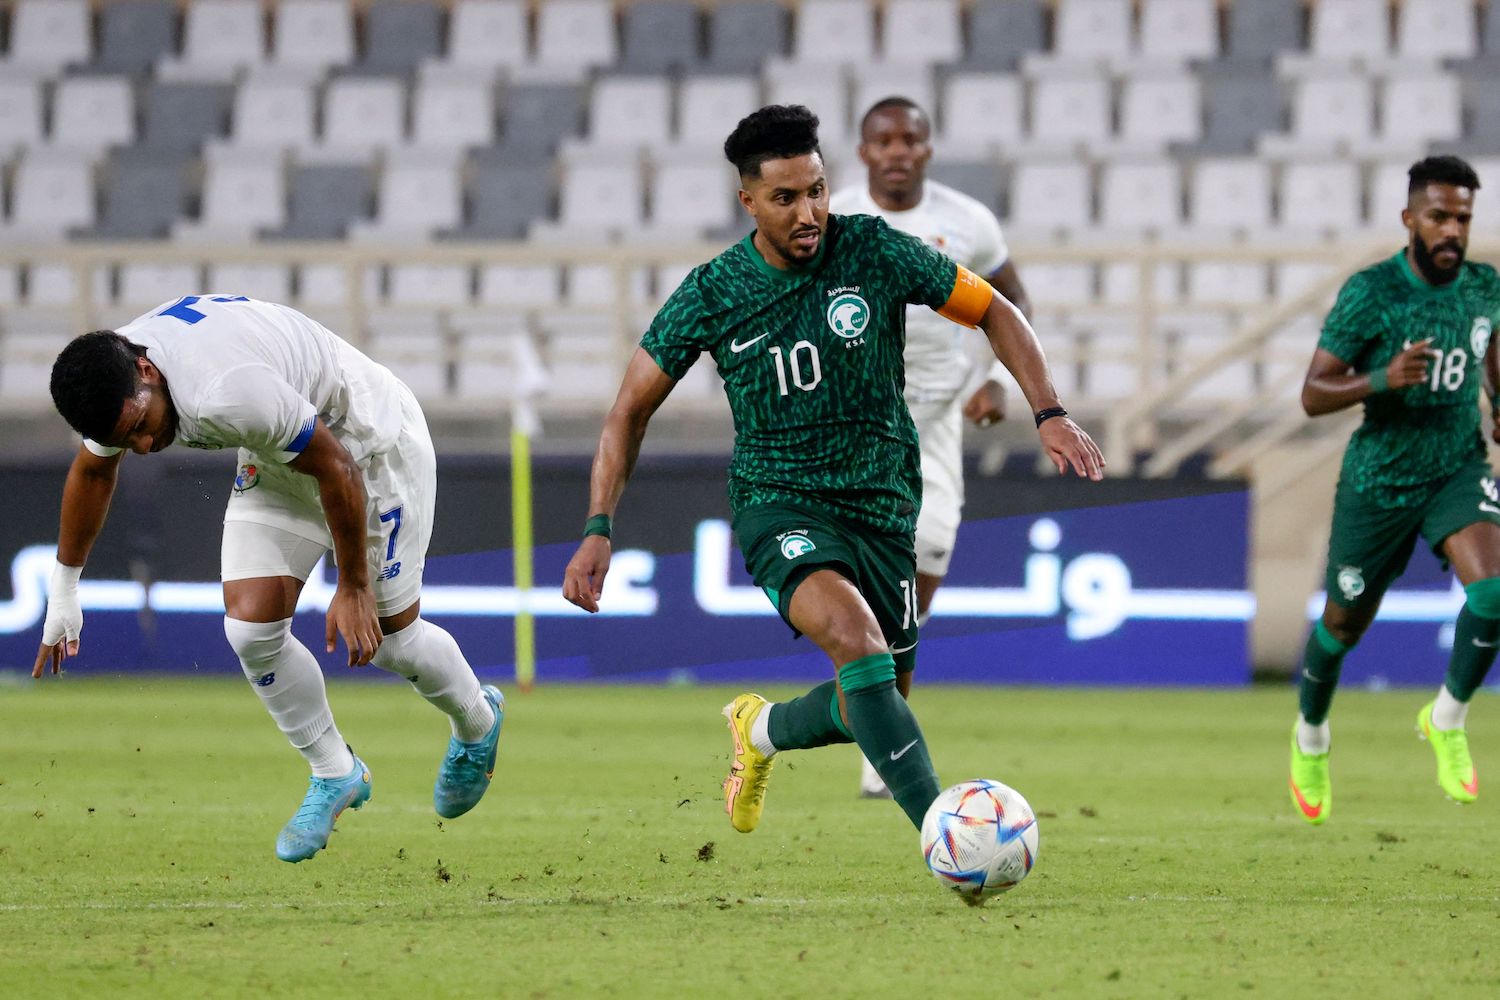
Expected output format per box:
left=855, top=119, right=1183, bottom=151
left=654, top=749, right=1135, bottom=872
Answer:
left=583, top=513, right=612, bottom=540
left=1368, top=368, right=1389, bottom=393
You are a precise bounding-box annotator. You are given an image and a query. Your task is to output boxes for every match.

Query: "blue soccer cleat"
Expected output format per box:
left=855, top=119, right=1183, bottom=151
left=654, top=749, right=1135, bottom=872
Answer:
left=434, top=685, right=506, bottom=819
left=275, top=752, right=372, bottom=863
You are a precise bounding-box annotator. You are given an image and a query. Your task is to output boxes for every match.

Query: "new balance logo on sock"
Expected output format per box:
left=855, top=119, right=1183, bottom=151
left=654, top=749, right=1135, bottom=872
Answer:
left=256, top=672, right=275, bottom=687
left=890, top=739, right=919, bottom=761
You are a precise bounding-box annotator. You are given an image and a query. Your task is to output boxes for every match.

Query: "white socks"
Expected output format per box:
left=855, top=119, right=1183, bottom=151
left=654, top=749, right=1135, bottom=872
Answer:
left=225, top=617, right=354, bottom=778
left=860, top=754, right=889, bottom=795
left=1431, top=686, right=1470, bottom=730
left=750, top=702, right=777, bottom=757
left=370, top=618, right=494, bottom=742
left=1297, top=717, right=1331, bottom=754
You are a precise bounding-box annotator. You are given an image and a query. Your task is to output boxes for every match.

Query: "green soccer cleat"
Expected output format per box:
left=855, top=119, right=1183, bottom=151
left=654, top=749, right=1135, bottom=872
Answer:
left=276, top=753, right=372, bottom=863
left=1417, top=702, right=1478, bottom=804
left=1289, top=724, right=1331, bottom=825
left=721, top=693, right=776, bottom=833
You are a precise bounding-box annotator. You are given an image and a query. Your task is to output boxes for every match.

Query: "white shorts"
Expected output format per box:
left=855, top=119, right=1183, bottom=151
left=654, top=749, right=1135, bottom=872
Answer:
left=914, top=401, right=964, bottom=578
left=221, top=383, right=435, bottom=616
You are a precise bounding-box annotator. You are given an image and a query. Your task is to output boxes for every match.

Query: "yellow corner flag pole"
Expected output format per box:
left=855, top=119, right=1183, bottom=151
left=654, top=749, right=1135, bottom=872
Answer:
left=511, top=338, right=546, bottom=694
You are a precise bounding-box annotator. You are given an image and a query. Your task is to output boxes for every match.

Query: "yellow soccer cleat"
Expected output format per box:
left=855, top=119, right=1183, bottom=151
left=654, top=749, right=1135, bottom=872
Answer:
left=721, top=693, right=777, bottom=833
left=1289, top=724, right=1331, bottom=825
left=1418, top=701, right=1478, bottom=804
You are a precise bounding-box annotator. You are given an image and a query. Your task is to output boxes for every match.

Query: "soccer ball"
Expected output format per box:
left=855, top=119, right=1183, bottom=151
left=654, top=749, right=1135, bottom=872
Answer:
left=920, top=779, right=1039, bottom=905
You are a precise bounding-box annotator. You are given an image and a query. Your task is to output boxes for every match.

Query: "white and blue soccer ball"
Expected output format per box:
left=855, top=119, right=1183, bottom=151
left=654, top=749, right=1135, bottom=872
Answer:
left=920, top=779, right=1040, bottom=905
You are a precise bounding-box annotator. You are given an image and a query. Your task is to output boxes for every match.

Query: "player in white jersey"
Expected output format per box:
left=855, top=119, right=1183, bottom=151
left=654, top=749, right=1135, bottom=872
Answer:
left=832, top=97, right=1034, bottom=798
left=34, top=296, right=505, bottom=862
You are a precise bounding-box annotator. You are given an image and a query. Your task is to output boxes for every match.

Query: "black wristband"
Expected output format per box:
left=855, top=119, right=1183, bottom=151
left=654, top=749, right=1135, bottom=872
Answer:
left=1034, top=407, right=1068, bottom=428
left=583, top=513, right=611, bottom=540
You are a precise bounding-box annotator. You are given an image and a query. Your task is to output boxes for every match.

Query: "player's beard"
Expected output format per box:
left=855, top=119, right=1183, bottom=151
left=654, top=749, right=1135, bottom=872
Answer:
left=773, top=225, right=822, bottom=266
left=1411, top=233, right=1465, bottom=286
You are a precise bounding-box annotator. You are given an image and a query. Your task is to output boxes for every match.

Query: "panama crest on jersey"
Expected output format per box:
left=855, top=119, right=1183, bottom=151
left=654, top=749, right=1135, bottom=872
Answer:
left=1471, top=316, right=1493, bottom=360
left=233, top=463, right=259, bottom=493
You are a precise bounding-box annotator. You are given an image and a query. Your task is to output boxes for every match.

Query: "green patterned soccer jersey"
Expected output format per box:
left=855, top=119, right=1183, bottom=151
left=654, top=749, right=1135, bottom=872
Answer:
left=640, top=214, right=960, bottom=532
left=1319, top=251, right=1500, bottom=506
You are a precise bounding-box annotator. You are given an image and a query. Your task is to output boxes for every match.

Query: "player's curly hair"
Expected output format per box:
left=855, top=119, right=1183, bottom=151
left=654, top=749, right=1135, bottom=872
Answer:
left=723, top=104, right=822, bottom=179
left=1409, top=155, right=1481, bottom=193
left=50, top=330, right=146, bottom=443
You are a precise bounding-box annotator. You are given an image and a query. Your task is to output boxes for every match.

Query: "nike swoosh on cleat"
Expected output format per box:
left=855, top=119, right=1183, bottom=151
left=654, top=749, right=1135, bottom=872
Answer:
left=729, top=332, right=772, bottom=353
left=1463, top=772, right=1478, bottom=795
left=1289, top=779, right=1324, bottom=820
left=1473, top=638, right=1498, bottom=648
left=1481, top=502, right=1500, bottom=515
left=890, top=739, right=919, bottom=761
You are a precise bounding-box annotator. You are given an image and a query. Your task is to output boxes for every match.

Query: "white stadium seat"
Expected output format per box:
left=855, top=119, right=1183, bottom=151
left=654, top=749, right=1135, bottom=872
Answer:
left=1098, top=160, right=1182, bottom=236
left=1309, top=0, right=1390, bottom=62
left=1, top=0, right=91, bottom=78
left=119, top=264, right=204, bottom=310
left=387, top=265, right=473, bottom=306
left=937, top=73, right=1023, bottom=158
left=765, top=62, right=851, bottom=148
left=2, top=151, right=95, bottom=239
left=1114, top=74, right=1202, bottom=154
left=444, top=1, right=530, bottom=75
left=534, top=0, right=617, bottom=77
left=676, top=76, right=761, bottom=152
left=178, top=154, right=286, bottom=241
left=412, top=80, right=496, bottom=151
left=850, top=62, right=936, bottom=127
left=1278, top=161, right=1363, bottom=236
left=545, top=163, right=644, bottom=239
left=1007, top=161, right=1092, bottom=236
left=1029, top=76, right=1111, bottom=151
left=1137, top=0, right=1218, bottom=63
left=1378, top=74, right=1462, bottom=147
left=228, top=79, right=316, bottom=153
left=351, top=159, right=463, bottom=240
left=272, top=0, right=356, bottom=76
left=319, top=78, right=406, bottom=157
left=793, top=0, right=876, bottom=66
left=479, top=265, right=563, bottom=308
left=646, top=162, right=736, bottom=239
left=1262, top=75, right=1373, bottom=156
left=584, top=77, right=673, bottom=152
left=1397, top=0, right=1479, bottom=61
left=208, top=264, right=294, bottom=304
left=49, top=77, right=135, bottom=157
left=880, top=0, right=961, bottom=64
left=1187, top=159, right=1273, bottom=236
left=161, top=0, right=266, bottom=82
left=1051, top=0, right=1133, bottom=62
left=0, top=79, right=43, bottom=157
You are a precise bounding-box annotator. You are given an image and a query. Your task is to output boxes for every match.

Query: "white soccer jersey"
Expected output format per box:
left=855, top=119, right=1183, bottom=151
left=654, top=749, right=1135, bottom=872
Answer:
left=85, top=295, right=402, bottom=465
left=830, top=180, right=1008, bottom=416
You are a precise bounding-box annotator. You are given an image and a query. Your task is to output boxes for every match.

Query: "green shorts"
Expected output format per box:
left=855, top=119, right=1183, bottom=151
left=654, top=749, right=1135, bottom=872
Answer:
left=732, top=502, right=920, bottom=672
left=1325, top=459, right=1500, bottom=609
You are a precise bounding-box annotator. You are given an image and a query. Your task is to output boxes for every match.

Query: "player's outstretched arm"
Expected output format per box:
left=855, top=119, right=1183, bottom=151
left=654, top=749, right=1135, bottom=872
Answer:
left=289, top=421, right=381, bottom=666
left=971, top=292, right=1104, bottom=481
left=563, top=349, right=677, bottom=614
left=1302, top=341, right=1431, bottom=417
left=33, top=445, right=124, bottom=678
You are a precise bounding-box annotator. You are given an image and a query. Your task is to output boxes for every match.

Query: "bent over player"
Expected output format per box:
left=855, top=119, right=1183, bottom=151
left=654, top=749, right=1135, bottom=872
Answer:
left=832, top=96, right=1034, bottom=799
left=562, top=106, right=1102, bottom=838
left=1290, top=156, right=1500, bottom=823
left=37, top=296, right=505, bottom=861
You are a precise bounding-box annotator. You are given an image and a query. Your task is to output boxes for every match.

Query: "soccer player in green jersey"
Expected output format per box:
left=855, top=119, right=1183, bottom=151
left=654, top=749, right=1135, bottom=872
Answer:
left=561, top=105, right=1103, bottom=839
left=1290, top=156, right=1500, bottom=824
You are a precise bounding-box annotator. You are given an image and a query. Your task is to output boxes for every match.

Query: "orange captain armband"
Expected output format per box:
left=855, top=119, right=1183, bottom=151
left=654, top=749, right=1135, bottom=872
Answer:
left=935, top=265, right=995, bottom=328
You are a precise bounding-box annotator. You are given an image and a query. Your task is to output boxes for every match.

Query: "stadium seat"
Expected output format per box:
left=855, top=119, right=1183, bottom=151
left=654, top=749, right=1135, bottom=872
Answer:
left=387, top=265, right=472, bottom=306
left=0, top=78, right=42, bottom=157
left=566, top=265, right=649, bottom=307
left=1048, top=0, right=1133, bottom=64
left=359, top=0, right=444, bottom=75
left=879, top=0, right=961, bottom=64
left=497, top=84, right=585, bottom=161
left=1136, top=0, right=1218, bottom=64
left=620, top=2, right=701, bottom=74
left=533, top=0, right=617, bottom=78
left=765, top=62, right=851, bottom=149
left=178, top=152, right=286, bottom=241
left=1100, top=260, right=1181, bottom=305
left=580, top=76, right=673, bottom=153
left=850, top=63, right=936, bottom=127
left=0, top=0, right=91, bottom=77
left=478, top=264, right=563, bottom=307
left=319, top=77, right=406, bottom=157
left=936, top=73, right=1023, bottom=158
left=1278, top=161, right=1363, bottom=236
left=208, top=263, right=293, bottom=304
left=351, top=157, right=463, bottom=241
left=368, top=316, right=450, bottom=403
left=792, top=0, right=875, bottom=66
left=1187, top=158, right=1273, bottom=237
left=1371, top=74, right=1462, bottom=152
left=1398, top=0, right=1479, bottom=60
left=1028, top=76, right=1111, bottom=153
left=1113, top=73, right=1203, bottom=155
left=1185, top=262, right=1269, bottom=305
left=81, top=151, right=189, bottom=240
left=540, top=162, right=645, bottom=241
left=1261, top=75, right=1373, bottom=156
left=1224, top=0, right=1303, bottom=66
left=267, top=164, right=373, bottom=240
left=271, top=0, right=355, bottom=77
left=1097, top=160, right=1182, bottom=236
left=227, top=78, right=316, bottom=153
left=1308, top=0, right=1390, bottom=63
left=1079, top=327, right=1146, bottom=400
left=95, top=0, right=178, bottom=77
left=954, top=0, right=1044, bottom=73
left=161, top=0, right=265, bottom=82
left=453, top=323, right=529, bottom=403
left=47, top=77, right=135, bottom=157
left=2, top=151, right=95, bottom=240
left=676, top=76, right=761, bottom=152
left=443, top=0, right=529, bottom=76
left=447, top=159, right=553, bottom=240
left=140, top=82, right=234, bottom=154
left=1007, top=161, right=1092, bottom=237
left=1365, top=161, right=1414, bottom=230
left=1273, top=261, right=1342, bottom=300
left=705, top=2, right=789, bottom=74
left=1192, top=70, right=1285, bottom=156
left=118, top=263, right=202, bottom=309
left=645, top=161, right=735, bottom=238
left=1457, top=71, right=1500, bottom=153
left=0, top=329, right=74, bottom=404
left=412, top=79, right=496, bottom=151
left=927, top=161, right=1004, bottom=217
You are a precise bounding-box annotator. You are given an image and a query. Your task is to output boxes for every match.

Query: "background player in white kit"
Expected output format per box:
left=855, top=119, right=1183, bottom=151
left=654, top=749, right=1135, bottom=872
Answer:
left=832, top=97, right=1034, bottom=798
left=35, top=295, right=504, bottom=862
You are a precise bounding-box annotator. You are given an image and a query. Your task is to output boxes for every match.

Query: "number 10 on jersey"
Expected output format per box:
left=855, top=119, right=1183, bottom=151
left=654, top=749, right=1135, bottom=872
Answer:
left=769, top=341, right=823, bottom=396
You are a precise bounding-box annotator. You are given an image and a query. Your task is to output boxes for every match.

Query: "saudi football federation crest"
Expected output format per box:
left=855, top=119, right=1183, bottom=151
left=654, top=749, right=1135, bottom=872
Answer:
left=826, top=291, right=870, bottom=340
left=779, top=531, right=816, bottom=560
left=1472, top=316, right=1493, bottom=360
left=1336, top=566, right=1365, bottom=602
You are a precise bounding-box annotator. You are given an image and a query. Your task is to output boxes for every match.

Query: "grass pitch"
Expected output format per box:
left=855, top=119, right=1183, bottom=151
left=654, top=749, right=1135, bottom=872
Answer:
left=1, top=679, right=1497, bottom=999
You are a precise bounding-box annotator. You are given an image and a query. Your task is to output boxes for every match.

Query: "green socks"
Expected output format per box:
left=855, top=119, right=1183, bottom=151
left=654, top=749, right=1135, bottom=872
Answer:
left=838, top=653, right=940, bottom=828
left=765, top=680, right=853, bottom=751
left=1298, top=621, right=1352, bottom=726
left=1446, top=578, right=1500, bottom=701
